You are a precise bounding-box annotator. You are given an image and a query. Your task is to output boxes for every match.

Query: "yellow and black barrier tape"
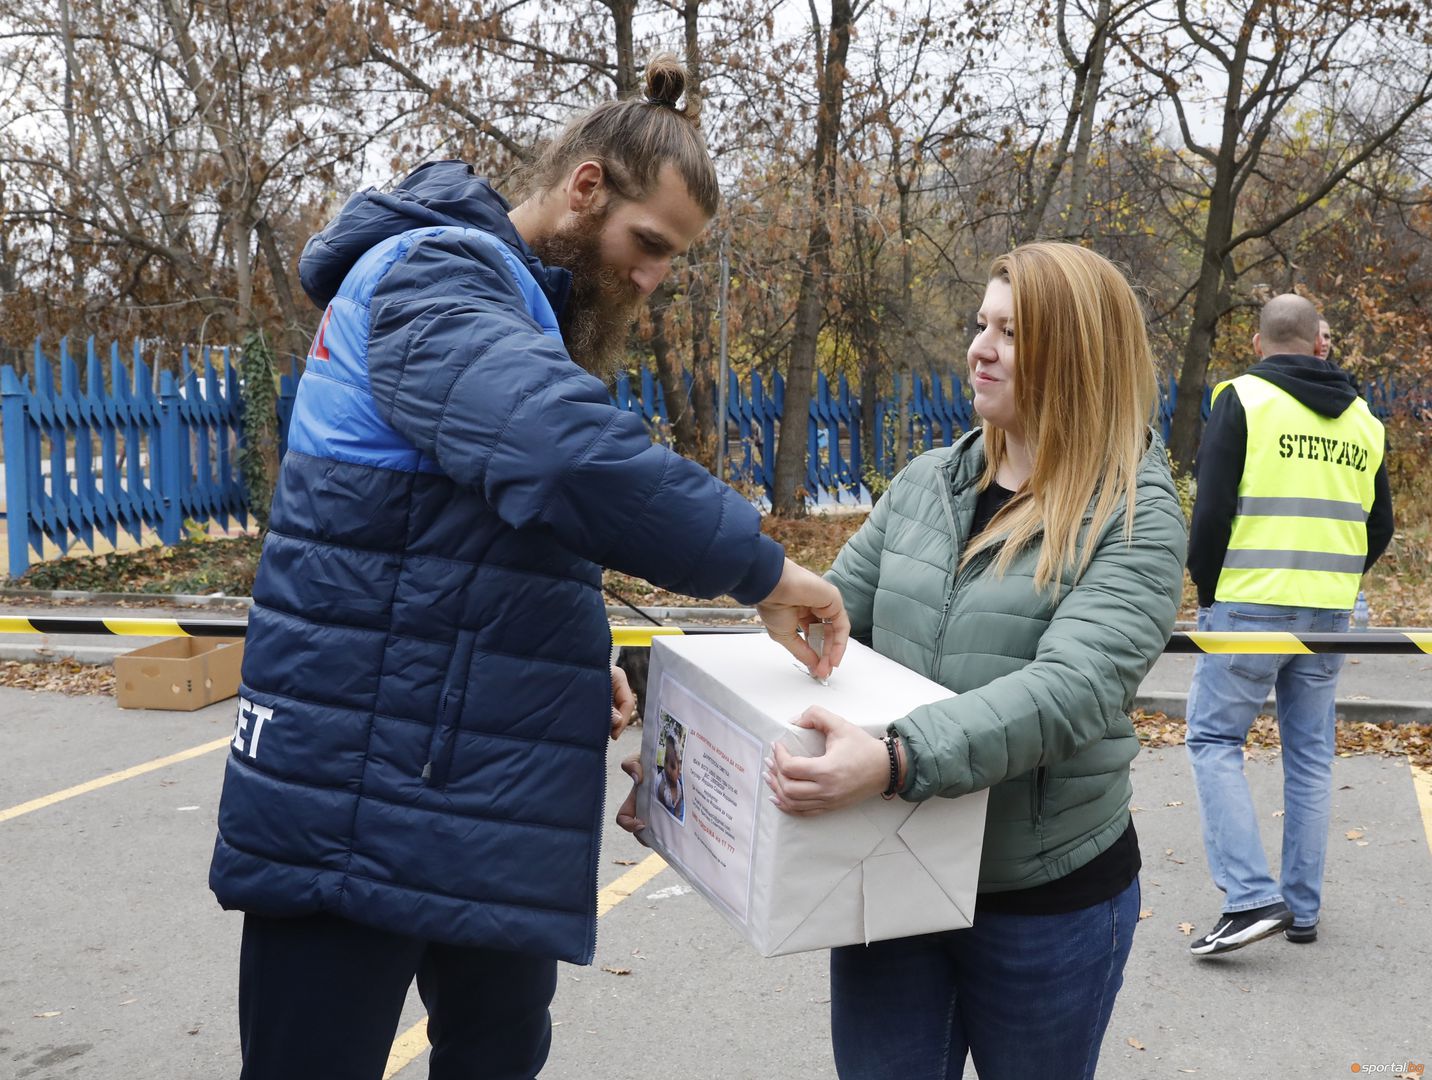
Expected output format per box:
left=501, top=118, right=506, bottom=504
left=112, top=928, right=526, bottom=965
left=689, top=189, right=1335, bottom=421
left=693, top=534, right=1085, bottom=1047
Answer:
left=2, top=617, right=1431, bottom=655
left=0, top=616, right=226, bottom=638
left=1168, top=630, right=1432, bottom=655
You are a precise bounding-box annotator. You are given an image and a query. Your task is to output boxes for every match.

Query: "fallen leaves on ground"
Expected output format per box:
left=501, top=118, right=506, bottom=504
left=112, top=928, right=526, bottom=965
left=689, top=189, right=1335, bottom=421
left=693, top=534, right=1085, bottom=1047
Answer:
left=0, top=658, right=115, bottom=696
left=601, top=966, right=632, bottom=976
left=1126, top=1037, right=1146, bottom=1051
left=1133, top=710, right=1432, bottom=769
left=1178, top=922, right=1195, bottom=935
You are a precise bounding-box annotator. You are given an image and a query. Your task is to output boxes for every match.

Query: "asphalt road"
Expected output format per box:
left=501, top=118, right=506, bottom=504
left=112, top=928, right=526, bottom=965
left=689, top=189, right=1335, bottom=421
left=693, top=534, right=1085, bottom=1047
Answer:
left=1, top=686, right=1429, bottom=1080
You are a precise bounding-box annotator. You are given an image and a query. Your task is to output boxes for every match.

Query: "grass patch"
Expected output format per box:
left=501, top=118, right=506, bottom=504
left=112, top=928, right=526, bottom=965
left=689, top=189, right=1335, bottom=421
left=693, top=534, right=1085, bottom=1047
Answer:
left=12, top=535, right=263, bottom=596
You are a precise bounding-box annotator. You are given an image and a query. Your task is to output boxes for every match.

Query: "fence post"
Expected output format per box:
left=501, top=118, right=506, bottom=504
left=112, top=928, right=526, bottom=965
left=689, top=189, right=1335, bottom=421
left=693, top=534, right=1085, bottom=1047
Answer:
left=158, top=369, right=183, bottom=545
left=2, top=366, right=34, bottom=579
left=276, top=356, right=299, bottom=460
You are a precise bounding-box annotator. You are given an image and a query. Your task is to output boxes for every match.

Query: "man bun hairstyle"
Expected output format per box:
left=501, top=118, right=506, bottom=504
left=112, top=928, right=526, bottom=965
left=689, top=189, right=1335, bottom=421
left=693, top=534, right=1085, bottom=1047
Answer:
left=644, top=53, right=692, bottom=113
left=514, top=53, right=719, bottom=217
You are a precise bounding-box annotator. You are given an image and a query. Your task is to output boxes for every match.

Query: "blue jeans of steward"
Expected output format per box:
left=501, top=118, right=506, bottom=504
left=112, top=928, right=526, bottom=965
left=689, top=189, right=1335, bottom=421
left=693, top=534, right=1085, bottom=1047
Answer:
left=1185, top=600, right=1348, bottom=926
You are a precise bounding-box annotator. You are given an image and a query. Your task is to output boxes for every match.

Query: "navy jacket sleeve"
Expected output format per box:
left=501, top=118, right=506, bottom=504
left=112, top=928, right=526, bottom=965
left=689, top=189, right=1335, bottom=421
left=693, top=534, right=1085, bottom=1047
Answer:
left=362, top=230, right=784, bottom=604
left=1187, top=387, right=1245, bottom=608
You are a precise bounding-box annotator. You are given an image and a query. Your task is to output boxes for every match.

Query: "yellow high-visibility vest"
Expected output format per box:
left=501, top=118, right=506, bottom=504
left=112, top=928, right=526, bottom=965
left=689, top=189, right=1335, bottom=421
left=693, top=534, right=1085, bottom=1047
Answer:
left=1213, top=373, right=1384, bottom=609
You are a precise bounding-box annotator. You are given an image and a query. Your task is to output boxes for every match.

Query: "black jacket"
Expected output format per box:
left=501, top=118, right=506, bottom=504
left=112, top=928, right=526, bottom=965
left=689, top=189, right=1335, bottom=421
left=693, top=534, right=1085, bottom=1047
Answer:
left=1187, top=354, right=1394, bottom=608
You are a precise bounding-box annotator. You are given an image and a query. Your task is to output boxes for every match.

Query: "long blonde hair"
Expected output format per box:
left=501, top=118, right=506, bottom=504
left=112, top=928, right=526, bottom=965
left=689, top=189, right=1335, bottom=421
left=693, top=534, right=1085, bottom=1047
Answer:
left=960, top=242, right=1157, bottom=591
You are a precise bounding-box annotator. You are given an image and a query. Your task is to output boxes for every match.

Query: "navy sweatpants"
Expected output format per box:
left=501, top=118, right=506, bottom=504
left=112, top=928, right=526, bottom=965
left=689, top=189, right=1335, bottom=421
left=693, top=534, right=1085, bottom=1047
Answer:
left=238, top=911, right=558, bottom=1080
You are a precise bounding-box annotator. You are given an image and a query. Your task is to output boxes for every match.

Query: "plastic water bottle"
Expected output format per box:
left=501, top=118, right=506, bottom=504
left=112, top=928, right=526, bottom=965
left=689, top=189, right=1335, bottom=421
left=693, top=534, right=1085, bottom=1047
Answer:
left=1352, top=590, right=1370, bottom=630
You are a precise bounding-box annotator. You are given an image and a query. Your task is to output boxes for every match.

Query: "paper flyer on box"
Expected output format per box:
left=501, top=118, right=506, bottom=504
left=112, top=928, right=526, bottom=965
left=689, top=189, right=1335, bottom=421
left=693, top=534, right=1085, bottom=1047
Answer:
left=647, top=673, right=764, bottom=924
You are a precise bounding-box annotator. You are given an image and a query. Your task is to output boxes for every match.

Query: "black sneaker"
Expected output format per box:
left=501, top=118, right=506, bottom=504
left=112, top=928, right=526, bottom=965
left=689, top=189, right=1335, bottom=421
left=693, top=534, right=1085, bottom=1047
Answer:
left=1189, top=902, right=1294, bottom=957
left=1285, top=921, right=1318, bottom=944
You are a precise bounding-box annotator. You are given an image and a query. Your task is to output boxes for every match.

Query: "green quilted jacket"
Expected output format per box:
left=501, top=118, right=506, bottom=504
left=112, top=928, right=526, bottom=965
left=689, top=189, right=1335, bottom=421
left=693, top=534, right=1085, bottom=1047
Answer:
left=828, top=429, right=1187, bottom=892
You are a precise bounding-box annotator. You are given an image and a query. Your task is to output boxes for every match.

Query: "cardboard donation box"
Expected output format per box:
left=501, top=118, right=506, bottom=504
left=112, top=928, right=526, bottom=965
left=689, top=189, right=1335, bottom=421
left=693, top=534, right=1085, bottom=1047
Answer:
left=114, top=638, right=245, bottom=711
left=640, top=633, right=988, bottom=957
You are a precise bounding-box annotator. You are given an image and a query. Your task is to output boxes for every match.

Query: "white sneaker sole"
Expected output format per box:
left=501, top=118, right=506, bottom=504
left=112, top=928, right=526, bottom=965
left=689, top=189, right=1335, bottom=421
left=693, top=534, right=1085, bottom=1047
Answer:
left=1189, top=914, right=1292, bottom=956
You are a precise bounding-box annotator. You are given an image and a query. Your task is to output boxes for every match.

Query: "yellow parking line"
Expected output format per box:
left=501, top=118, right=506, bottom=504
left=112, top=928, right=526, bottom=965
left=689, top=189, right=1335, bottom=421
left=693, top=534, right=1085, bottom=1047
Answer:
left=383, top=1023, right=433, bottom=1078
left=0, top=736, right=231, bottom=824
left=597, top=851, right=669, bottom=916
left=1, top=725, right=668, bottom=1079
left=1412, top=763, right=1432, bottom=862
left=382, top=852, right=669, bottom=1079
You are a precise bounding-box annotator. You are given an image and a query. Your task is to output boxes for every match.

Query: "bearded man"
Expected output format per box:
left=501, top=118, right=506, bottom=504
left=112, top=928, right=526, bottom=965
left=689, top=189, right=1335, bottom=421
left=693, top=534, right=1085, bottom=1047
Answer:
left=209, top=54, right=847, bottom=1080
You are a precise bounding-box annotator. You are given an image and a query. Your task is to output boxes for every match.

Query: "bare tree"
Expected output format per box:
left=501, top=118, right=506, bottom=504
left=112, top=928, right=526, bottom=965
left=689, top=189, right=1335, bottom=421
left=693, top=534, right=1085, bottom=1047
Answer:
left=1017, top=0, right=1153, bottom=241
left=0, top=0, right=390, bottom=351
left=771, top=0, right=857, bottom=516
left=1117, top=0, right=1432, bottom=467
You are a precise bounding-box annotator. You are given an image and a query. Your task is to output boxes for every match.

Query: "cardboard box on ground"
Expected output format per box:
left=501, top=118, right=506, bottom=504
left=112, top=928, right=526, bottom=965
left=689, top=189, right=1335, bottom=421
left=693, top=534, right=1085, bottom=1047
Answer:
left=641, top=633, right=988, bottom=957
left=114, top=638, right=244, bottom=711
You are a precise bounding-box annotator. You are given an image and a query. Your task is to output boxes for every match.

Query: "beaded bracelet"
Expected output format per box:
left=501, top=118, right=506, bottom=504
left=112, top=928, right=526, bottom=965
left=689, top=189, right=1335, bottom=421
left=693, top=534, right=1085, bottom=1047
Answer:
left=881, top=734, right=900, bottom=800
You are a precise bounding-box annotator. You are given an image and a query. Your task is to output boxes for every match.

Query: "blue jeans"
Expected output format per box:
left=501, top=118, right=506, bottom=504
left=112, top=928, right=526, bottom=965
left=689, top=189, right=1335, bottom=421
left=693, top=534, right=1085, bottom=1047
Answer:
left=829, top=877, right=1140, bottom=1080
left=1185, top=601, right=1348, bottom=925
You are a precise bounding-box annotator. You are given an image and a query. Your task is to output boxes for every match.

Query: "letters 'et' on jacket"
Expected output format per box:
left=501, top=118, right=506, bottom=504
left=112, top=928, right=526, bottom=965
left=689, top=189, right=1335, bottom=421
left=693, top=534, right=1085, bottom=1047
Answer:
left=208, top=161, right=785, bottom=965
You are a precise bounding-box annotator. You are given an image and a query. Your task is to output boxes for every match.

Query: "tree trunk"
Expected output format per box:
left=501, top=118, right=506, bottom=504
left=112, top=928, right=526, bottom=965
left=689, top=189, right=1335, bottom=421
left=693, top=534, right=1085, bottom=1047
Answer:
left=688, top=284, right=716, bottom=466
left=682, top=0, right=715, bottom=462
left=648, top=285, right=698, bottom=453
left=1168, top=182, right=1238, bottom=470
left=857, top=302, right=880, bottom=497
left=603, top=0, right=638, bottom=94
left=255, top=217, right=312, bottom=358
left=772, top=0, right=853, bottom=517
left=1062, top=0, right=1109, bottom=238
left=894, top=177, right=914, bottom=470
left=59, top=0, right=84, bottom=299
left=232, top=215, right=254, bottom=341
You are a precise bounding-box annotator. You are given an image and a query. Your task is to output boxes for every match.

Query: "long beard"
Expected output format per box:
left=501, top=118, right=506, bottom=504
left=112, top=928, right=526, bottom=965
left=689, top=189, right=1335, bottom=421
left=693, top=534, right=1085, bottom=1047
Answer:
left=531, top=207, right=643, bottom=380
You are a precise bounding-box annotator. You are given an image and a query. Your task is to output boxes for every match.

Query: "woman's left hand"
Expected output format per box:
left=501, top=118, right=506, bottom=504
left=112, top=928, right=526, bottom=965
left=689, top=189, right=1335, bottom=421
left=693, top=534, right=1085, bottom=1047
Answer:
left=765, top=706, right=891, bottom=815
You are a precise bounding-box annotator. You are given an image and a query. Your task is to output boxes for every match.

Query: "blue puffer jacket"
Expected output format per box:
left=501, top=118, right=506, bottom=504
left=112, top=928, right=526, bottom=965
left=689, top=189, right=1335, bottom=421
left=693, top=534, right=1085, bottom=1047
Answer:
left=209, top=161, right=784, bottom=965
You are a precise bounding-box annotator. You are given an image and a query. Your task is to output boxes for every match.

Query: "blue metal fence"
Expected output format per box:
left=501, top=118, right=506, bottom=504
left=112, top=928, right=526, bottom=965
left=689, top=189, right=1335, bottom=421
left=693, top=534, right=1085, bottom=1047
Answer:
left=3, top=337, right=1427, bottom=578
left=612, top=368, right=980, bottom=502
left=2, top=339, right=254, bottom=578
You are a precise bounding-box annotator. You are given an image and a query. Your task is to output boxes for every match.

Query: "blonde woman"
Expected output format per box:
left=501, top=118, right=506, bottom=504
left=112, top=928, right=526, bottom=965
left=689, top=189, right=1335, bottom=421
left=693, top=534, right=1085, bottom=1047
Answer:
left=764, top=243, right=1187, bottom=1079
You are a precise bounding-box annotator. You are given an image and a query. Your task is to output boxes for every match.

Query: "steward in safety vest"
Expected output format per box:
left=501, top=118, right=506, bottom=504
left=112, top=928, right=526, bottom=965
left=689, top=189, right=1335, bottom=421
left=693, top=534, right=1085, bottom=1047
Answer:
left=1188, top=308, right=1394, bottom=612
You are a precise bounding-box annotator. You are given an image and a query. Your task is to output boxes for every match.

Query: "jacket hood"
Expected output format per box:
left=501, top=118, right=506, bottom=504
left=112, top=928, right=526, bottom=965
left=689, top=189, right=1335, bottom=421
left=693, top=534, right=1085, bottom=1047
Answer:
left=298, top=160, right=571, bottom=314
left=1247, top=354, right=1360, bottom=419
